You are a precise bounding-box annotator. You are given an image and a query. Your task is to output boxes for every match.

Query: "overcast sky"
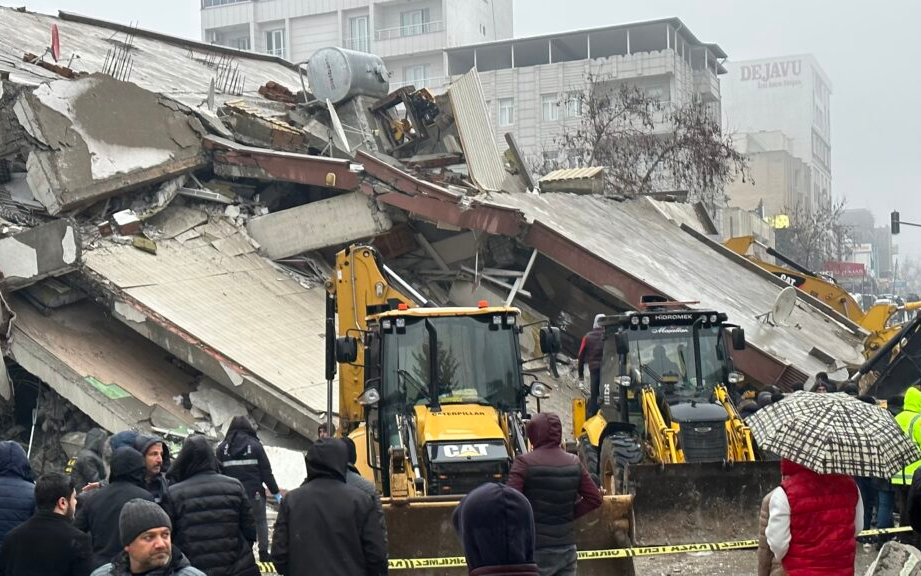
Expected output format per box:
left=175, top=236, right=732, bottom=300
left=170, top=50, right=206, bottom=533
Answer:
left=21, top=0, right=921, bottom=256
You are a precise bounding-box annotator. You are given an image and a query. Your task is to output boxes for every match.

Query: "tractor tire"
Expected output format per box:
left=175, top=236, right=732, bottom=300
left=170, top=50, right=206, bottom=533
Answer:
left=578, top=435, right=600, bottom=486
left=599, top=433, right=642, bottom=495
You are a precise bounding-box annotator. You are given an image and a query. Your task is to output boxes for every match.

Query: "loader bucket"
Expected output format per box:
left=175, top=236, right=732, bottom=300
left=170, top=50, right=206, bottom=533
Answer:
left=630, top=460, right=781, bottom=546
left=382, top=495, right=635, bottom=576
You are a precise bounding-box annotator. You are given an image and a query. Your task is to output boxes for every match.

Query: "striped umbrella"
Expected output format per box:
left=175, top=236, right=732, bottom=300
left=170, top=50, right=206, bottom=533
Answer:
left=746, top=391, right=920, bottom=477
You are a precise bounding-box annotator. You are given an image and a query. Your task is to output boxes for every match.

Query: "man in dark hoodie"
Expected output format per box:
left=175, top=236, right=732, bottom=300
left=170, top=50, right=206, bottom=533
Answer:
left=342, top=437, right=387, bottom=548
left=508, top=412, right=602, bottom=576
left=271, top=438, right=388, bottom=576
left=215, top=416, right=281, bottom=562
left=76, top=448, right=155, bottom=569
left=0, top=440, right=35, bottom=548
left=133, top=435, right=171, bottom=508
left=577, top=314, right=605, bottom=417
left=453, top=483, right=539, bottom=576
left=90, top=498, right=204, bottom=576
left=69, top=428, right=108, bottom=493
left=167, top=435, right=258, bottom=576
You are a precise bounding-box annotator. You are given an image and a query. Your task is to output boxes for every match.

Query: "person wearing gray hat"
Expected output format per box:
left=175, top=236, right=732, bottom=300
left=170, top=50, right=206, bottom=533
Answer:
left=90, top=499, right=205, bottom=576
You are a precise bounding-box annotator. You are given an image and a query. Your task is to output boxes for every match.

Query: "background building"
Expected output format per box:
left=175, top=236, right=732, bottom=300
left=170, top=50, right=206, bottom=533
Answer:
left=725, top=130, right=811, bottom=217
left=444, top=18, right=726, bottom=162
left=722, top=55, right=832, bottom=210
left=200, top=0, right=513, bottom=91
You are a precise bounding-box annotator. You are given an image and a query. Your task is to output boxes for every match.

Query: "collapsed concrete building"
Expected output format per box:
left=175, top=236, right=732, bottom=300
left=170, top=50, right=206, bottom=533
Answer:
left=0, top=8, right=866, bottom=476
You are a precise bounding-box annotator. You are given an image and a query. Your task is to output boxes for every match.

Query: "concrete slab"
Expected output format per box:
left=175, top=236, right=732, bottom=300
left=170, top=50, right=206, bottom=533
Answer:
left=247, top=192, right=392, bottom=260
left=0, top=218, right=81, bottom=290
left=14, top=74, right=206, bottom=215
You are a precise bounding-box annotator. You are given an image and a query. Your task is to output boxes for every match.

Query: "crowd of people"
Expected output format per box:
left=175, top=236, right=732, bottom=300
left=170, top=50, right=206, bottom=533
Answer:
left=6, top=374, right=921, bottom=576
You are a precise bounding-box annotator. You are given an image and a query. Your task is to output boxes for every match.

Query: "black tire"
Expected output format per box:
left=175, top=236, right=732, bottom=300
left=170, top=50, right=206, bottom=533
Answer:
left=599, top=433, right=642, bottom=495
left=578, top=436, right=600, bottom=486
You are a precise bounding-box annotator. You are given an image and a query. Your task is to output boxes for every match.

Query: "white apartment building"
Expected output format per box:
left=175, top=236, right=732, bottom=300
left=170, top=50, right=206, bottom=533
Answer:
left=725, top=130, right=812, bottom=217
left=443, top=18, right=727, bottom=162
left=200, top=0, right=512, bottom=91
left=722, top=55, right=832, bottom=208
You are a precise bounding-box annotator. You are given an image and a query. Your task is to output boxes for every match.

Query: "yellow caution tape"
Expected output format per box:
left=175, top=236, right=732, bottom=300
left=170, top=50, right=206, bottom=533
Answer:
left=256, top=526, right=916, bottom=573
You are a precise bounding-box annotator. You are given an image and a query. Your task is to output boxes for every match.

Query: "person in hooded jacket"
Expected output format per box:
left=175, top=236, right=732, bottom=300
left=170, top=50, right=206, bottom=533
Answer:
left=342, top=437, right=388, bottom=549
left=271, top=438, right=387, bottom=576
left=69, top=428, right=108, bottom=494
left=507, top=412, right=601, bottom=576
left=894, top=386, right=921, bottom=526
left=577, top=314, right=605, bottom=417
left=0, top=440, right=35, bottom=548
left=765, top=459, right=863, bottom=576
left=215, top=416, right=281, bottom=563
left=453, top=482, right=539, bottom=576
left=75, top=447, right=155, bottom=569
left=133, top=435, right=171, bottom=509
left=167, top=435, right=258, bottom=576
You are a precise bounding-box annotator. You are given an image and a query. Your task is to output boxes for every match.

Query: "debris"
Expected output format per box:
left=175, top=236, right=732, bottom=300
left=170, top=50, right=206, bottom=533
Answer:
left=247, top=191, right=392, bottom=260
left=112, top=209, right=141, bottom=235
left=97, top=221, right=113, bottom=237
left=188, top=382, right=248, bottom=434
left=258, top=81, right=298, bottom=104
left=146, top=205, right=208, bottom=239
left=540, top=167, right=605, bottom=195
left=864, top=541, right=921, bottom=576
left=22, top=52, right=80, bottom=79
left=222, top=100, right=305, bottom=152
left=0, top=218, right=81, bottom=290
left=132, top=235, right=157, bottom=254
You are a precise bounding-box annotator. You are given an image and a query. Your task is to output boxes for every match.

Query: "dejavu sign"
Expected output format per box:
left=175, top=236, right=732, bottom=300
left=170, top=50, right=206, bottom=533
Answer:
left=740, top=59, right=802, bottom=85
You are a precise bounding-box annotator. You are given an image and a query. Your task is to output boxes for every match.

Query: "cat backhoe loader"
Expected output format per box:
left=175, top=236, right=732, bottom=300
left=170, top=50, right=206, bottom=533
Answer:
left=725, top=235, right=921, bottom=358
left=572, top=306, right=780, bottom=545
left=327, top=245, right=635, bottom=575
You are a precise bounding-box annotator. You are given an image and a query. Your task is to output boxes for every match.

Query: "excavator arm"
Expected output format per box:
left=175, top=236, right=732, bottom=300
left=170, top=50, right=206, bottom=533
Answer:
left=640, top=386, right=682, bottom=464
left=715, top=385, right=756, bottom=462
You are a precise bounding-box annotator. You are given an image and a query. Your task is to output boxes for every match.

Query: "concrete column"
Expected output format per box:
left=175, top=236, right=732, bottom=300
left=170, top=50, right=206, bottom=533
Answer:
left=284, top=17, right=291, bottom=60
left=548, top=40, right=552, bottom=64
left=250, top=1, right=257, bottom=52
left=586, top=34, right=591, bottom=59
left=369, top=2, right=376, bottom=52
left=626, top=28, right=631, bottom=55
left=666, top=24, right=671, bottom=50
left=511, top=44, right=515, bottom=68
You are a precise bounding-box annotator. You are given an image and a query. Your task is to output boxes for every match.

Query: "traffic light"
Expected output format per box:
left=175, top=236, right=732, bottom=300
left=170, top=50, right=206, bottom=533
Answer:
left=892, top=211, right=901, bottom=235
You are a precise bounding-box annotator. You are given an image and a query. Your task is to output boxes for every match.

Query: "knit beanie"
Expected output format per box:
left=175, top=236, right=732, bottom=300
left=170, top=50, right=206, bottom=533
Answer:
left=119, top=498, right=171, bottom=546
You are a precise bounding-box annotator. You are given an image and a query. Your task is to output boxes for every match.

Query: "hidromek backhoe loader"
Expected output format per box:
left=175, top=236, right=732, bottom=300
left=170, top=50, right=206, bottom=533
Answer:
left=327, top=245, right=635, bottom=575
left=572, top=304, right=780, bottom=545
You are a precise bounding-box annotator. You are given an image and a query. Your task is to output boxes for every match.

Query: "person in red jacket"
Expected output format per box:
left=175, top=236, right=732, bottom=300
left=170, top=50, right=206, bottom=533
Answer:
left=577, top=314, right=605, bottom=417
left=765, top=459, right=863, bottom=575
left=508, top=412, right=602, bottom=576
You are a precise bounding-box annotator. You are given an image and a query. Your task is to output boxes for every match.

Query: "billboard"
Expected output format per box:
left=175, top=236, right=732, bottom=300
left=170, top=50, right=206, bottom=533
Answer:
left=823, top=261, right=866, bottom=278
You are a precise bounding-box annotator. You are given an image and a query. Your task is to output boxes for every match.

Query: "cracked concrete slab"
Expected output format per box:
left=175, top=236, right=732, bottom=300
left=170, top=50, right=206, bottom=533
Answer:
left=0, top=218, right=81, bottom=290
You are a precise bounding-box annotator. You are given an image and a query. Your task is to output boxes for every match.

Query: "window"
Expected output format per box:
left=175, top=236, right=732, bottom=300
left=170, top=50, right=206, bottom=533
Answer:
left=564, top=93, right=583, bottom=118
left=202, top=0, right=247, bottom=7
left=542, top=151, right=558, bottom=165
left=541, top=93, right=558, bottom=122
left=499, top=98, right=514, bottom=126
left=403, top=64, right=430, bottom=88
left=400, top=9, right=429, bottom=36
left=265, top=29, right=285, bottom=58
left=349, top=16, right=369, bottom=53
left=234, top=36, right=250, bottom=51
left=643, top=84, right=668, bottom=103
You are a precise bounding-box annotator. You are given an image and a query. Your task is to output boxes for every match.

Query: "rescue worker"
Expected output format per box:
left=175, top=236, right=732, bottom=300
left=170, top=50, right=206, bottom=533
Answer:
left=508, top=412, right=602, bottom=576
left=215, top=416, right=282, bottom=563
left=577, top=314, right=604, bottom=416
left=894, top=386, right=921, bottom=533
left=69, top=428, right=108, bottom=493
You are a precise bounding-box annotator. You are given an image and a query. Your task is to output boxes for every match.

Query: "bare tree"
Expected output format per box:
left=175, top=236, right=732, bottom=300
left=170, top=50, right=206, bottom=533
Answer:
left=775, top=199, right=848, bottom=270
left=532, top=73, right=749, bottom=208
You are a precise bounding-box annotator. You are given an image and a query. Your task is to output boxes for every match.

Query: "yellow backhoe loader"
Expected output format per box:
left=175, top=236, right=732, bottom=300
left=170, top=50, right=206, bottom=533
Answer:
left=725, top=235, right=921, bottom=357
left=572, top=304, right=780, bottom=545
left=327, top=245, right=634, bottom=575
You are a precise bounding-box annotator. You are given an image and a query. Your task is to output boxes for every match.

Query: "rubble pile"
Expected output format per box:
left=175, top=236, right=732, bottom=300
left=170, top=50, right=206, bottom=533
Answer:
left=0, top=7, right=868, bottom=459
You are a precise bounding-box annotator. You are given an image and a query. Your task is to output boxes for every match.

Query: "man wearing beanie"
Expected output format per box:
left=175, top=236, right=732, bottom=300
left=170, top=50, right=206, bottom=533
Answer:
left=90, top=499, right=204, bottom=576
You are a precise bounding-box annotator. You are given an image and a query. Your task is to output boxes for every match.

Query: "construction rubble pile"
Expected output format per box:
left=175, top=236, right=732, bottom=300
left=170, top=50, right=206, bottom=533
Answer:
left=0, top=8, right=869, bottom=476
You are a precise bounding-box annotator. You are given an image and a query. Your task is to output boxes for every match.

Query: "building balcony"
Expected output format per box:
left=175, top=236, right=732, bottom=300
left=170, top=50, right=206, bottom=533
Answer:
left=373, top=20, right=445, bottom=58
left=389, top=76, right=448, bottom=94
left=693, top=68, right=720, bottom=103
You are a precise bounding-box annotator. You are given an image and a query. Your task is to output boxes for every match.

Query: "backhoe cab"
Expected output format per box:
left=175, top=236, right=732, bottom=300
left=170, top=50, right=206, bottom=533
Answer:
left=574, top=307, right=780, bottom=545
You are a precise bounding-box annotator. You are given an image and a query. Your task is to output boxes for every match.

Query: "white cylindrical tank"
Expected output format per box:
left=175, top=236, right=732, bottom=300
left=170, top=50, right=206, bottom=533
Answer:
left=305, top=47, right=390, bottom=104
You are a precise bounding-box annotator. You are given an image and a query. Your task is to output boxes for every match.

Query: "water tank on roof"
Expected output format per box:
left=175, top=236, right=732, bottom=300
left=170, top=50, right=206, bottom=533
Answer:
left=305, top=47, right=390, bottom=104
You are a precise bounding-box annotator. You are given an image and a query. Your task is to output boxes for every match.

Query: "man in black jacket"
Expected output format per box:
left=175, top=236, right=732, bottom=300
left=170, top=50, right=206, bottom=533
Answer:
left=0, top=440, right=35, bottom=548
left=133, top=436, right=171, bottom=508
left=508, top=412, right=602, bottom=576
left=167, top=435, right=259, bottom=576
left=271, top=439, right=388, bottom=576
left=0, top=472, right=92, bottom=576
left=577, top=314, right=605, bottom=416
left=75, top=448, right=155, bottom=569
left=215, top=416, right=281, bottom=562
